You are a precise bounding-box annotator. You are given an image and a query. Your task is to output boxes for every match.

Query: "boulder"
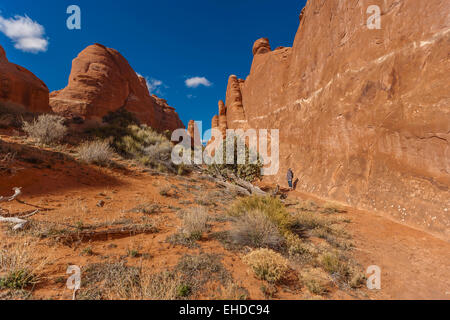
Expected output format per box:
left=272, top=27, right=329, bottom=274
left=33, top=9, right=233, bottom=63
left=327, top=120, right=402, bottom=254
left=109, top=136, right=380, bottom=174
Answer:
left=0, top=44, right=50, bottom=113
left=50, top=44, right=184, bottom=131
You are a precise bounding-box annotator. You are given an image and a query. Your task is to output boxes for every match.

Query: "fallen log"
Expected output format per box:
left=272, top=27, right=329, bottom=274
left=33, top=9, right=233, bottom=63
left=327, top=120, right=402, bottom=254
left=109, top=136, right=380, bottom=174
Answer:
left=214, top=180, right=251, bottom=196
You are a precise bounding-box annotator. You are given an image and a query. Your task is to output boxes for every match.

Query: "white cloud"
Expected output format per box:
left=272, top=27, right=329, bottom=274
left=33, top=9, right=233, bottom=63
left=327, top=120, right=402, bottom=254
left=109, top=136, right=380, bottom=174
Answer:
left=185, top=77, right=212, bottom=88
left=0, top=14, right=48, bottom=53
left=137, top=73, right=164, bottom=95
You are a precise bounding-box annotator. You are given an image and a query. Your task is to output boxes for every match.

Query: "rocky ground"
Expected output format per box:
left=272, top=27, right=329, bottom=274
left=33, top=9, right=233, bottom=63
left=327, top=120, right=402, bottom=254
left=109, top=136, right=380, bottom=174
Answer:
left=1, top=129, right=448, bottom=300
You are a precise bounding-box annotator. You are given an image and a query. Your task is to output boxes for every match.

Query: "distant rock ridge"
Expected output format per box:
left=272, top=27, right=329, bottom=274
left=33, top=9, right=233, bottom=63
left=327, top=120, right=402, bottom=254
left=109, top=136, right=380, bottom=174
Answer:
left=50, top=43, right=184, bottom=131
left=209, top=0, right=450, bottom=239
left=0, top=44, right=50, bottom=113
left=187, top=120, right=202, bottom=147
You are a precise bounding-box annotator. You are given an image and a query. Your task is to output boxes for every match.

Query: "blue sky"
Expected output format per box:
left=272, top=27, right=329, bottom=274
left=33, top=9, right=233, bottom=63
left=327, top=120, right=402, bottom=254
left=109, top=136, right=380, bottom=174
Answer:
left=0, top=0, right=306, bottom=129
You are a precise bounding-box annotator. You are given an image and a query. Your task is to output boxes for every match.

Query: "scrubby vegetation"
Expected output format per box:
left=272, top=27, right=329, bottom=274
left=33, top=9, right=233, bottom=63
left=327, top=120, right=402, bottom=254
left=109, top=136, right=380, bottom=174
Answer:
left=22, top=114, right=67, bottom=145
left=180, top=207, right=209, bottom=240
left=222, top=196, right=364, bottom=294
left=167, top=207, right=210, bottom=247
left=243, top=249, right=289, bottom=283
left=207, top=137, right=262, bottom=182
left=229, top=209, right=284, bottom=249
left=86, top=108, right=186, bottom=174
left=0, top=245, right=41, bottom=293
left=0, top=150, right=15, bottom=174
left=77, top=140, right=114, bottom=166
left=77, top=253, right=237, bottom=300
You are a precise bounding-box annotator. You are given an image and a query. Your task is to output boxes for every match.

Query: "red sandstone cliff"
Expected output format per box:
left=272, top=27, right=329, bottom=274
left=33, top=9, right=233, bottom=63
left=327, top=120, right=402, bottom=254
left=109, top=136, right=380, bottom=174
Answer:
left=0, top=45, right=50, bottom=113
left=50, top=44, right=184, bottom=131
left=210, top=0, right=450, bottom=238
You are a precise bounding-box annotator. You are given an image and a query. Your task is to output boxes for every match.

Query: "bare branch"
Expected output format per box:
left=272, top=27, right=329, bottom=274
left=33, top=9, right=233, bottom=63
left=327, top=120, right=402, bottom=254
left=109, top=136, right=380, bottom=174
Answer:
left=0, top=187, right=36, bottom=230
left=0, top=187, right=22, bottom=203
left=0, top=216, right=28, bottom=230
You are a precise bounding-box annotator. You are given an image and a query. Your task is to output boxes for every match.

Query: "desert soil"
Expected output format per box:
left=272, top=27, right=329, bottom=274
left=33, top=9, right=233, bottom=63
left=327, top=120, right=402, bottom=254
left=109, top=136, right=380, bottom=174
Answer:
left=0, top=133, right=449, bottom=300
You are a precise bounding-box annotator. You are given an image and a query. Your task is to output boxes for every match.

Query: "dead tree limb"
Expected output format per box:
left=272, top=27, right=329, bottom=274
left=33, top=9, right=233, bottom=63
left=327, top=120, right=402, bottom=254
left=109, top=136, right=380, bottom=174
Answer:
left=0, top=188, right=39, bottom=230
left=0, top=187, right=22, bottom=203
left=215, top=180, right=251, bottom=196
left=0, top=216, right=28, bottom=231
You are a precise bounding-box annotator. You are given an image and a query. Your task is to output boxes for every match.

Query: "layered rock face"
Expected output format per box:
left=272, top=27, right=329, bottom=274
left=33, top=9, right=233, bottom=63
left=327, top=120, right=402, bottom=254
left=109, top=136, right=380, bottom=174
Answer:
left=0, top=44, right=50, bottom=113
left=187, top=120, right=202, bottom=147
left=50, top=44, right=184, bottom=131
left=211, top=0, right=450, bottom=238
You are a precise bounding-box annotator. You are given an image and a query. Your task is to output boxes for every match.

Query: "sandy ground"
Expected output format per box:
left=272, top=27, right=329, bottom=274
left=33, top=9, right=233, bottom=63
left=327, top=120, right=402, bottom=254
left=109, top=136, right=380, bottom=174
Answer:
left=290, top=190, right=450, bottom=300
left=1, top=134, right=449, bottom=300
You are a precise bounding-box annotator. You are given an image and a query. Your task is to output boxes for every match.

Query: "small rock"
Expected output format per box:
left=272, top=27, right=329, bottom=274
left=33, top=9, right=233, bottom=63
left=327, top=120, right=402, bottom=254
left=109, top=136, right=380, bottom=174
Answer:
left=97, top=200, right=106, bottom=208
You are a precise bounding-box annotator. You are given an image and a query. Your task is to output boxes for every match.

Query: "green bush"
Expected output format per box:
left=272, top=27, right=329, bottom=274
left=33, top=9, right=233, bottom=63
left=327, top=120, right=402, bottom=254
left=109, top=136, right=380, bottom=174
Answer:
left=228, top=196, right=311, bottom=257
left=207, top=137, right=262, bottom=182
left=86, top=109, right=181, bottom=173
left=0, top=269, right=36, bottom=290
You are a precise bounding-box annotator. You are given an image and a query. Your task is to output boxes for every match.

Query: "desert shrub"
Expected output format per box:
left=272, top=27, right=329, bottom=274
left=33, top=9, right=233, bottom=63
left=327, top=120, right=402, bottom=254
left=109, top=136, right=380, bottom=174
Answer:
left=321, top=202, right=346, bottom=214
left=305, top=279, right=327, bottom=295
left=89, top=123, right=177, bottom=172
left=77, top=140, right=114, bottom=165
left=174, top=254, right=231, bottom=293
left=228, top=196, right=294, bottom=235
left=243, top=249, right=289, bottom=283
left=292, top=211, right=330, bottom=230
left=319, top=252, right=351, bottom=279
left=181, top=207, right=209, bottom=240
left=81, top=263, right=141, bottom=299
left=141, top=271, right=182, bottom=300
left=207, top=137, right=262, bottom=182
left=0, top=245, right=41, bottom=291
left=0, top=150, right=15, bottom=174
left=86, top=108, right=190, bottom=173
left=229, top=209, right=284, bottom=249
left=0, top=103, right=34, bottom=128
left=129, top=203, right=160, bottom=215
left=101, top=107, right=140, bottom=128
left=215, top=281, right=249, bottom=300
left=22, top=114, right=67, bottom=145
left=0, top=269, right=37, bottom=290
left=318, top=252, right=364, bottom=288
left=228, top=196, right=319, bottom=258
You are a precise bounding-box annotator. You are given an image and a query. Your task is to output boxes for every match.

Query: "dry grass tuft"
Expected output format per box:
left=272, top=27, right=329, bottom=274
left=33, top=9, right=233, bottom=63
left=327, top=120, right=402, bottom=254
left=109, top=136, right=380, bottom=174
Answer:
left=80, top=263, right=141, bottom=300
left=22, top=114, right=67, bottom=145
left=140, top=271, right=182, bottom=300
left=243, top=249, right=289, bottom=283
left=301, top=268, right=330, bottom=296
left=0, top=244, right=46, bottom=292
left=180, top=207, right=209, bottom=240
left=77, top=140, right=114, bottom=165
left=229, top=209, right=284, bottom=249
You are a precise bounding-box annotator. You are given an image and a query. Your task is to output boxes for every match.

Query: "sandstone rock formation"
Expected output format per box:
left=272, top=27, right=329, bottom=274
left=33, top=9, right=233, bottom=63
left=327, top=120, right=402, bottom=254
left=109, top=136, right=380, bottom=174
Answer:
left=0, top=44, right=50, bottom=113
left=187, top=120, right=202, bottom=147
left=252, top=38, right=271, bottom=56
left=210, top=0, right=450, bottom=239
left=50, top=44, right=184, bottom=131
